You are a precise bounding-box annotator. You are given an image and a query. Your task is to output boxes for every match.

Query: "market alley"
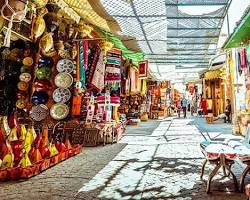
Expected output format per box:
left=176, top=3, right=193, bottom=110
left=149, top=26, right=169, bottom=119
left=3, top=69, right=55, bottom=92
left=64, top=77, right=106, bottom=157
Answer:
left=0, top=117, right=247, bottom=200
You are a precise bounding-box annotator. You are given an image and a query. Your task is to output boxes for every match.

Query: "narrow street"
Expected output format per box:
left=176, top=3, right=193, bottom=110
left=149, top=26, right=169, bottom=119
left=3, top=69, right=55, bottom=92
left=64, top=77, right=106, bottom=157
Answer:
left=0, top=117, right=247, bottom=200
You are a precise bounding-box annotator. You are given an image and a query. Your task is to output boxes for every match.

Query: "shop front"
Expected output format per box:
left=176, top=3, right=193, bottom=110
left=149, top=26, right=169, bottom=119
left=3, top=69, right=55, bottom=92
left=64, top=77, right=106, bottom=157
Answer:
left=0, top=0, right=145, bottom=180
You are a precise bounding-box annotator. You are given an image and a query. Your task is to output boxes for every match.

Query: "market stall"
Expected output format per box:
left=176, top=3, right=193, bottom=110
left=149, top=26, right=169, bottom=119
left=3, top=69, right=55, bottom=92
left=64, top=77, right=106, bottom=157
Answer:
left=0, top=0, right=144, bottom=181
left=223, top=7, right=250, bottom=135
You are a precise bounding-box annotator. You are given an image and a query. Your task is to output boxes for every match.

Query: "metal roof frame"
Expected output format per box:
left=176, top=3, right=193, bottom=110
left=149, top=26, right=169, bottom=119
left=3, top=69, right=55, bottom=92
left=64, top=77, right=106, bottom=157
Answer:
left=100, top=0, right=231, bottom=79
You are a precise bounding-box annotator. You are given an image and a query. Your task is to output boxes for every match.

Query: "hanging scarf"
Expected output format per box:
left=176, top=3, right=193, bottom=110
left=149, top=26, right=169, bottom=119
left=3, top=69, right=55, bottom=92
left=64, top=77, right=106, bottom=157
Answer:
left=91, top=51, right=105, bottom=91
left=83, top=40, right=88, bottom=70
left=79, top=40, right=86, bottom=89
left=105, top=49, right=121, bottom=86
left=240, top=48, right=247, bottom=68
left=86, top=46, right=101, bottom=87
left=237, top=51, right=242, bottom=76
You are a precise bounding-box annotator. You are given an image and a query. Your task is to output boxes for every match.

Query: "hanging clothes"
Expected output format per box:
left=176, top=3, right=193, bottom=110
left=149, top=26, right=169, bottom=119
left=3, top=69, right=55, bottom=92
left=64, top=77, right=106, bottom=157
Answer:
left=240, top=48, right=247, bottom=68
left=105, top=48, right=122, bottom=87
left=91, top=51, right=105, bottom=91
left=83, top=40, right=88, bottom=70
left=79, top=40, right=86, bottom=89
left=237, top=51, right=242, bottom=76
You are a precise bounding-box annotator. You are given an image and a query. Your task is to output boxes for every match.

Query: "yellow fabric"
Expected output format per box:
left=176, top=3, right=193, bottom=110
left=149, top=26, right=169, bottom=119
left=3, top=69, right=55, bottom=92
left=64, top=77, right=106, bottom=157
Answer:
left=228, top=51, right=235, bottom=84
left=141, top=80, right=147, bottom=95
left=64, top=0, right=111, bottom=31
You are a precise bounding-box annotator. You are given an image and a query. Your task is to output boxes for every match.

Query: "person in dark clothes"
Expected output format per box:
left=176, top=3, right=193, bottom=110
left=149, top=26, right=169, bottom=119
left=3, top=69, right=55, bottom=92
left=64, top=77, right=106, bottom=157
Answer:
left=224, top=99, right=231, bottom=123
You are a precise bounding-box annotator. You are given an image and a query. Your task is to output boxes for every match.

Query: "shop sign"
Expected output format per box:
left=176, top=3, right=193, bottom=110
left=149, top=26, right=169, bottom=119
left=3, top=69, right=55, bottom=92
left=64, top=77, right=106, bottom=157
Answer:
left=138, top=60, right=148, bottom=79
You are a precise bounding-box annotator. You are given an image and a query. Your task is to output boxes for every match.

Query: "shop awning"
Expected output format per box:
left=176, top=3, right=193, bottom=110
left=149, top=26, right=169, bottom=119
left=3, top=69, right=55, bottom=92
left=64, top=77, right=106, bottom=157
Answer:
left=100, top=30, right=144, bottom=67
left=223, top=7, right=250, bottom=49
left=64, top=0, right=120, bottom=32
left=204, top=68, right=226, bottom=80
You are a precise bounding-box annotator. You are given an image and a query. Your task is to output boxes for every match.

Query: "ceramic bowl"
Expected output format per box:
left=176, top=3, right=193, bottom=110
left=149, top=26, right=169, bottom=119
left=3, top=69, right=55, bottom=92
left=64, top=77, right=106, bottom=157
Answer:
left=31, top=91, right=49, bottom=105
left=52, top=88, right=71, bottom=103
left=50, top=103, right=69, bottom=120
left=54, top=72, right=73, bottom=88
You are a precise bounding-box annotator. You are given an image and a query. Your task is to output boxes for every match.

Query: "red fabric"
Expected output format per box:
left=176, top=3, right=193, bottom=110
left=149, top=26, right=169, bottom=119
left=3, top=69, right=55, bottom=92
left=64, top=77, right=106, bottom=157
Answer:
left=83, top=40, right=88, bottom=70
left=201, top=99, right=207, bottom=114
left=240, top=48, right=247, bottom=68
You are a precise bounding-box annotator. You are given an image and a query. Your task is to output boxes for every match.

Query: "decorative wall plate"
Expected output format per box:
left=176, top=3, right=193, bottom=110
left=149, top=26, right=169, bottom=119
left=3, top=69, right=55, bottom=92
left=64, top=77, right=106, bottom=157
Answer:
left=19, top=73, right=31, bottom=82
left=50, top=103, right=69, bottom=120
left=54, top=72, right=73, bottom=88
left=16, top=99, right=26, bottom=109
left=56, top=59, right=74, bottom=73
left=30, top=104, right=49, bottom=121
left=52, top=88, right=71, bottom=103
left=17, top=81, right=29, bottom=91
left=23, top=57, right=33, bottom=66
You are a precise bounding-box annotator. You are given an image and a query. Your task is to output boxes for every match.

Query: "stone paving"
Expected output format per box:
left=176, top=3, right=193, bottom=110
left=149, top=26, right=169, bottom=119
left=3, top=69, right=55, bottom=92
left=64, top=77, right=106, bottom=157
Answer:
left=0, top=117, right=248, bottom=199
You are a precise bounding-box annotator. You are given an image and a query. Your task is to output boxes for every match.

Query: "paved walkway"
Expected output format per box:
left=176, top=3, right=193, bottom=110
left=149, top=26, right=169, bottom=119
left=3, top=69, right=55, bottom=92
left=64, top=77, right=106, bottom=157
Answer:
left=0, top=117, right=248, bottom=199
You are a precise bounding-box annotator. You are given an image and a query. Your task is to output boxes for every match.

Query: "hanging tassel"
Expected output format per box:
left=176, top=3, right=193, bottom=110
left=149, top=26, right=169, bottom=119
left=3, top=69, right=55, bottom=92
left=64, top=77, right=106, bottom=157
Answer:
left=3, top=15, right=14, bottom=47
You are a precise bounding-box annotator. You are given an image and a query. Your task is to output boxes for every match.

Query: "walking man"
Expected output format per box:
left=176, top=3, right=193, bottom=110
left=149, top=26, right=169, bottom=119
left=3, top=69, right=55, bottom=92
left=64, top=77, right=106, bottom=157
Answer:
left=181, top=96, right=188, bottom=118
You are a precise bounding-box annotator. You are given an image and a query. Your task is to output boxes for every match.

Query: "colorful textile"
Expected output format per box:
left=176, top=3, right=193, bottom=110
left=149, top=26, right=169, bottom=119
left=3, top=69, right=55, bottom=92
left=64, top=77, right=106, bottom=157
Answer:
left=91, top=51, right=105, bottom=91
left=105, top=49, right=122, bottom=84
left=86, top=46, right=101, bottom=87
left=79, top=40, right=86, bottom=88
left=83, top=40, right=88, bottom=70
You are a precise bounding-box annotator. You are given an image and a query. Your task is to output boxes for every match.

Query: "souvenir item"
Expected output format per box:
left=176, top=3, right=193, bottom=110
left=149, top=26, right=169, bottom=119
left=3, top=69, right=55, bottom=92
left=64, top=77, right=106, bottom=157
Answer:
left=56, top=59, right=74, bottom=73
left=31, top=91, right=49, bottom=105
left=19, top=73, right=31, bottom=82
left=23, top=57, right=33, bottom=66
left=32, top=10, right=47, bottom=40
left=39, top=32, right=53, bottom=53
left=71, top=96, right=81, bottom=116
left=34, top=79, right=51, bottom=92
left=16, top=99, right=26, bottom=109
left=54, top=72, right=73, bottom=88
left=20, top=65, right=32, bottom=73
left=36, top=67, right=51, bottom=80
left=50, top=103, right=69, bottom=120
left=52, top=88, right=71, bottom=103
left=91, top=51, right=105, bottom=91
left=1, top=0, right=28, bottom=47
left=2, top=116, right=11, bottom=136
left=30, top=104, right=49, bottom=121
left=17, top=91, right=26, bottom=99
left=38, top=57, right=54, bottom=68
left=17, top=81, right=29, bottom=91
left=33, top=0, right=48, bottom=8
left=85, top=104, right=94, bottom=125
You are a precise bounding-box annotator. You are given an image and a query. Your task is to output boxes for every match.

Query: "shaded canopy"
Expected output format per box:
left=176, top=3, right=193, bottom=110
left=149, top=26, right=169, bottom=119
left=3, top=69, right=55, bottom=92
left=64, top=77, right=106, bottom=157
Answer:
left=99, top=0, right=232, bottom=80
left=223, top=6, right=250, bottom=49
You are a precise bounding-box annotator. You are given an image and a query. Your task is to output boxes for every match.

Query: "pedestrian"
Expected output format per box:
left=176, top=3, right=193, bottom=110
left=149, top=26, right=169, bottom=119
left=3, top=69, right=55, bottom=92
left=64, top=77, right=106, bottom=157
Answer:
left=181, top=97, right=188, bottom=118
left=224, top=99, right=232, bottom=123
left=176, top=99, right=182, bottom=118
left=200, top=97, right=207, bottom=117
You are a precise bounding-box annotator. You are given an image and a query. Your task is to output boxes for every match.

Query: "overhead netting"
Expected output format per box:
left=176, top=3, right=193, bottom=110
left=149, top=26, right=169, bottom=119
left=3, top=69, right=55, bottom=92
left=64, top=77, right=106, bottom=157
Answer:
left=100, top=0, right=231, bottom=79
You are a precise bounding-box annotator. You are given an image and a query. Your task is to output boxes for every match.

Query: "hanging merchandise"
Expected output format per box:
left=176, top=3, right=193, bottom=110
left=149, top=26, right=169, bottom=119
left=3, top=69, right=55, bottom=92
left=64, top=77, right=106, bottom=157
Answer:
left=105, top=48, right=122, bottom=87
left=1, top=0, right=29, bottom=47
left=91, top=51, right=105, bottom=91
left=104, top=90, right=111, bottom=122
left=240, top=48, right=247, bottom=68
left=79, top=40, right=86, bottom=89
left=86, top=45, right=101, bottom=88
left=83, top=40, right=88, bottom=70
left=85, top=95, right=95, bottom=125
left=138, top=60, right=148, bottom=79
